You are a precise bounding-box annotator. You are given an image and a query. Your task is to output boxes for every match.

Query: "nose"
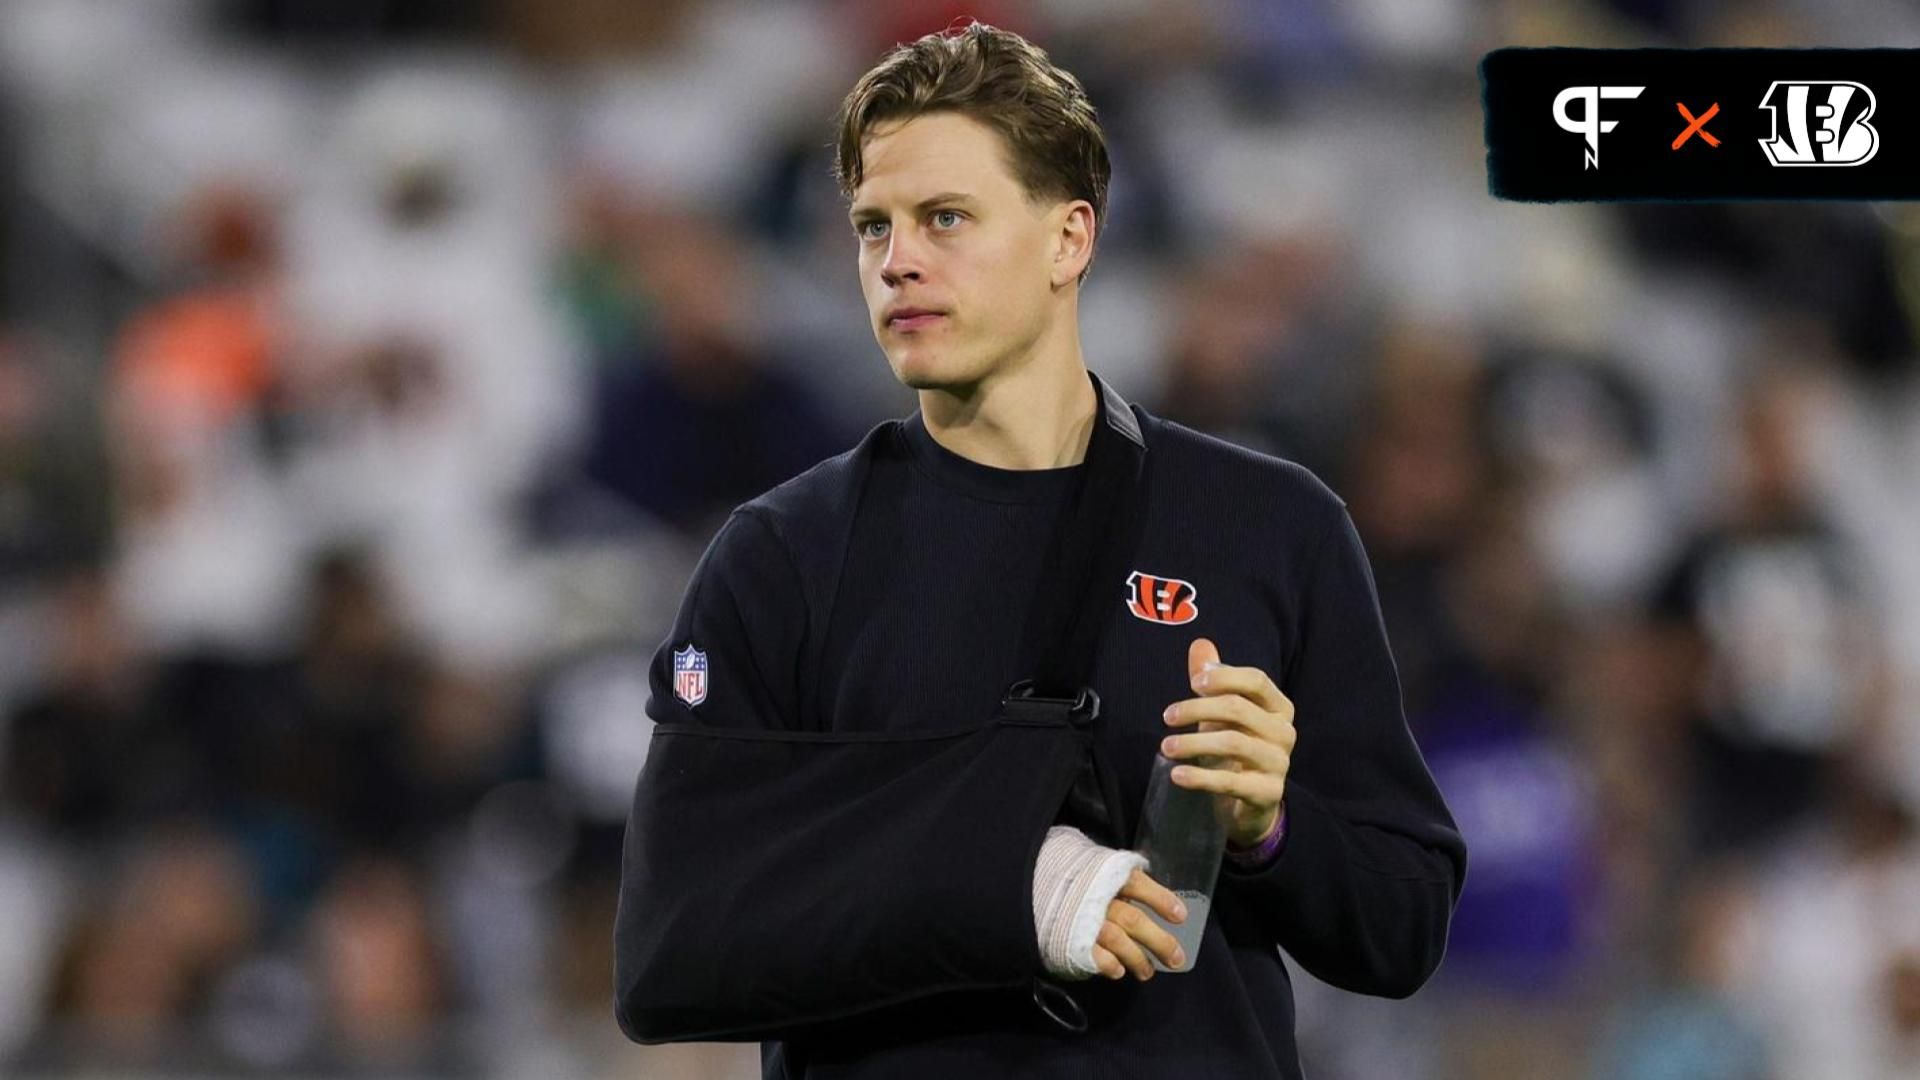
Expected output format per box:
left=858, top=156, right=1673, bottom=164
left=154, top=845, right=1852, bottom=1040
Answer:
left=880, top=226, right=925, bottom=288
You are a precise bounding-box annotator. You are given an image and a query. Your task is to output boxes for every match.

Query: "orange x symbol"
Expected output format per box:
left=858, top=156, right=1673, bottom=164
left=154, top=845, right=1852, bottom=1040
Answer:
left=1672, top=102, right=1720, bottom=149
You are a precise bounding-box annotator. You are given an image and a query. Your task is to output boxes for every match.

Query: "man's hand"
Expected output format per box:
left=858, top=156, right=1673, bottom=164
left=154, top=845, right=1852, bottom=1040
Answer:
left=1091, top=866, right=1187, bottom=980
left=1160, top=638, right=1296, bottom=848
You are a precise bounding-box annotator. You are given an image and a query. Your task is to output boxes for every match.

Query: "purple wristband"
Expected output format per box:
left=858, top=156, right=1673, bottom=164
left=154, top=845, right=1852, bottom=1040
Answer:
left=1224, top=804, right=1288, bottom=869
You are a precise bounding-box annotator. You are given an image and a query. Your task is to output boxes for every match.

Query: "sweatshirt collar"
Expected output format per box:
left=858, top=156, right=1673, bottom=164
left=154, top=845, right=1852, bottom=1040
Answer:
left=898, top=369, right=1137, bottom=505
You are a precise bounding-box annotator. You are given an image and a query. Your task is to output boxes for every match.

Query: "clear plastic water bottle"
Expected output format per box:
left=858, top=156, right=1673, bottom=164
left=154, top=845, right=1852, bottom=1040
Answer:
left=1131, top=750, right=1233, bottom=972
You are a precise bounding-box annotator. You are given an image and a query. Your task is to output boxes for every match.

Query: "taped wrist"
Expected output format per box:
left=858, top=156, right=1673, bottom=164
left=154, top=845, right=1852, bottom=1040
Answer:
left=1031, top=824, right=1149, bottom=980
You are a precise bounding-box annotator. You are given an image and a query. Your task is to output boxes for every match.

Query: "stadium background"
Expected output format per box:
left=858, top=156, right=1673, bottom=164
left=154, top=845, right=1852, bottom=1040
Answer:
left=1, top=1, right=1918, bottom=1077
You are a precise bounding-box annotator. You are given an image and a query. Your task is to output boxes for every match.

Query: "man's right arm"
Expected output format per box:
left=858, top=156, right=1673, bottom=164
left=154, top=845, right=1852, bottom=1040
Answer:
left=613, top=508, right=1091, bottom=1042
left=637, top=509, right=807, bottom=735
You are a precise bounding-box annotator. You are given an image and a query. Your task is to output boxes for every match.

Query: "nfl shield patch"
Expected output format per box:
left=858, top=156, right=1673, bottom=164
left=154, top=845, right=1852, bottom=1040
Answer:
left=672, top=645, right=708, bottom=707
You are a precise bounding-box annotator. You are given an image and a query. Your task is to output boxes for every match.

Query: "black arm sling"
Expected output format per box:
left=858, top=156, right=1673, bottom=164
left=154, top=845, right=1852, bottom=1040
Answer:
left=615, top=371, right=1152, bottom=1044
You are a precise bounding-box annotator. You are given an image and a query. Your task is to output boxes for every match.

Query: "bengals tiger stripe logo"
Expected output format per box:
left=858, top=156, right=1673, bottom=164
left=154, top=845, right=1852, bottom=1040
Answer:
left=1125, top=571, right=1199, bottom=625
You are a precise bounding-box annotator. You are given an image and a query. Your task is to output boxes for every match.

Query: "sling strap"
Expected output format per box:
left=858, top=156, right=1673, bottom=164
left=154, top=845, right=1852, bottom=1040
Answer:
left=1012, top=370, right=1150, bottom=701
left=1008, top=370, right=1151, bottom=854
left=1004, top=371, right=1153, bottom=1035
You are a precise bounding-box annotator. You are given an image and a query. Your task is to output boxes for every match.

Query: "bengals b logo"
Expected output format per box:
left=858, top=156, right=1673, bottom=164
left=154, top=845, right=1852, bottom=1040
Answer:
left=1125, top=571, right=1199, bottom=625
left=1758, top=81, right=1879, bottom=167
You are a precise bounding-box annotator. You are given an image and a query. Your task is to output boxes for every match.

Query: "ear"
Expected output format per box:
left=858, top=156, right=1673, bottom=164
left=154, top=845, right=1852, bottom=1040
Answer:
left=1049, top=199, right=1097, bottom=288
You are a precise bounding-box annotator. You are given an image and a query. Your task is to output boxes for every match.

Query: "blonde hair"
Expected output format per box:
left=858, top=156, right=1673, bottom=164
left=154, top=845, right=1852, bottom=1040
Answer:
left=834, top=22, right=1110, bottom=276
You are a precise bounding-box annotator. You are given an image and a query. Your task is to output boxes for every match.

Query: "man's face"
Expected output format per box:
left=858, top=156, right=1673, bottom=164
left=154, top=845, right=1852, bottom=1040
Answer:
left=848, top=112, right=1068, bottom=393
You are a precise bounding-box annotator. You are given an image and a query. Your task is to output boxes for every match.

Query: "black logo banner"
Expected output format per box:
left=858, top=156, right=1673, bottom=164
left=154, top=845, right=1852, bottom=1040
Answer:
left=1482, top=48, right=1920, bottom=201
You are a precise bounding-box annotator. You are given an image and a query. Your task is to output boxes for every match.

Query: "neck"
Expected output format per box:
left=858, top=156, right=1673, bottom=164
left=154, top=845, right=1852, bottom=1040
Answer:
left=917, top=323, right=1097, bottom=470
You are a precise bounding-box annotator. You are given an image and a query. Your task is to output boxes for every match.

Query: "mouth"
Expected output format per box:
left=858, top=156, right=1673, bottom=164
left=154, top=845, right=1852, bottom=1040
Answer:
left=886, top=310, right=946, bottom=333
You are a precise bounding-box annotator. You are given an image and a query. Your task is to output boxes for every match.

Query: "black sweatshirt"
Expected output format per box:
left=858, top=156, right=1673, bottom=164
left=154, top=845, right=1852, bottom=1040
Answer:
left=615, top=371, right=1467, bottom=1079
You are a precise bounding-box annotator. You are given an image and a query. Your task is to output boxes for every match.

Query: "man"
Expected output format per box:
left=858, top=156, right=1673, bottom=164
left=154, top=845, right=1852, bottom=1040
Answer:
left=614, top=22, right=1465, bottom=1079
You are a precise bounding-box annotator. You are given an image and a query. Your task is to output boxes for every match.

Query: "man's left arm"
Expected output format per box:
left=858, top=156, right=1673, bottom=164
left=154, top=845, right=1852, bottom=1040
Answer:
left=1159, top=505, right=1467, bottom=999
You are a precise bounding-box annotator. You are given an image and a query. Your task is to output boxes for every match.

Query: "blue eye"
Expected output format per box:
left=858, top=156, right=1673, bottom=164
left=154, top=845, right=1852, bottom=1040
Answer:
left=932, top=209, right=962, bottom=229
left=857, top=220, right=888, bottom=241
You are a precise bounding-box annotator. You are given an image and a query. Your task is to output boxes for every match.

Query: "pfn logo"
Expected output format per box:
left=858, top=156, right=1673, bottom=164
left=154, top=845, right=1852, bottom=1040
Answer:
left=1553, top=85, right=1645, bottom=169
left=1758, top=81, right=1879, bottom=166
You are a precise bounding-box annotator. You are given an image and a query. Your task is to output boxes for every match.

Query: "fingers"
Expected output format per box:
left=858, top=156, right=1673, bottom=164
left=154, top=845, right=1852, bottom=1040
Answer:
left=1160, top=726, right=1290, bottom=776
left=1117, top=866, right=1185, bottom=925
left=1093, top=922, right=1148, bottom=980
left=1097, top=895, right=1187, bottom=978
left=1194, top=659, right=1286, bottom=714
left=1163, top=691, right=1296, bottom=752
left=1169, top=759, right=1288, bottom=804
left=1187, top=638, right=1221, bottom=680
left=1092, top=870, right=1193, bottom=980
left=1163, top=691, right=1259, bottom=730
left=1185, top=655, right=1294, bottom=720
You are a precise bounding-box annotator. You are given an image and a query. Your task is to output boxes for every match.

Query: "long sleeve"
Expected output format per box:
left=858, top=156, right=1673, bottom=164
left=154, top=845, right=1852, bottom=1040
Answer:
left=638, top=509, right=807, bottom=734
left=1217, top=505, right=1467, bottom=999
left=613, top=508, right=1089, bottom=1043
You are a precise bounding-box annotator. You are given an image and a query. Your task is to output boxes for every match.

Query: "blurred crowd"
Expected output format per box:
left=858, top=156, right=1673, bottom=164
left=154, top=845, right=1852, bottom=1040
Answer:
left=1, top=0, right=1919, bottom=1077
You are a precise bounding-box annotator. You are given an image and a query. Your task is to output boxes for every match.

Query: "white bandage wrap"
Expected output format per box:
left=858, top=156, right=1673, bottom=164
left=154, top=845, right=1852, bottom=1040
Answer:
left=1031, top=825, right=1149, bottom=980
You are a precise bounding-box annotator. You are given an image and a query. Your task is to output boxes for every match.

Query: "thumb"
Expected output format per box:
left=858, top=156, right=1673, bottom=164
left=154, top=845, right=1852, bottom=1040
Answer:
left=1188, top=637, right=1220, bottom=681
